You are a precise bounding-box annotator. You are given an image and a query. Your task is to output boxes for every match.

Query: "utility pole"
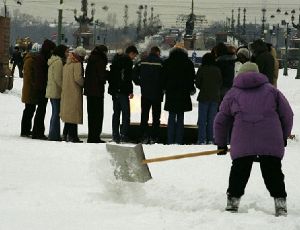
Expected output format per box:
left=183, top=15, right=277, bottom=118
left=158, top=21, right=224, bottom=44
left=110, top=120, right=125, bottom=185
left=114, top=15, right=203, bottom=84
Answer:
left=57, top=0, right=63, bottom=45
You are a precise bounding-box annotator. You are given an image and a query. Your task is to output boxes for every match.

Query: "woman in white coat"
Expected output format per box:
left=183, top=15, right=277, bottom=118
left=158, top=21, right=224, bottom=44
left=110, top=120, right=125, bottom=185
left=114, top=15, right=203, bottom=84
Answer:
left=45, top=45, right=69, bottom=141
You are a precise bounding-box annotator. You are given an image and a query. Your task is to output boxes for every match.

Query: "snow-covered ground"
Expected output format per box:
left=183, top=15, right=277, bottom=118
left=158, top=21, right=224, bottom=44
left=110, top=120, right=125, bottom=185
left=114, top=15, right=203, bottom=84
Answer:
left=0, top=68, right=300, bottom=230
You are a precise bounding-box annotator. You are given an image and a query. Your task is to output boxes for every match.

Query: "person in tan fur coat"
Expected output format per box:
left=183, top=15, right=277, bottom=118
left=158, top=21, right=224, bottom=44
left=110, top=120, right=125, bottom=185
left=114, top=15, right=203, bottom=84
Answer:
left=60, top=46, right=86, bottom=142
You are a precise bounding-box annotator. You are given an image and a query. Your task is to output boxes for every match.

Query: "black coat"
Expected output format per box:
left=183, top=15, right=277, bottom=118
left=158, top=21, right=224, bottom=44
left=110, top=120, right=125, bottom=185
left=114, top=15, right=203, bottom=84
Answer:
left=251, top=41, right=275, bottom=84
left=11, top=50, right=23, bottom=66
left=216, top=54, right=236, bottom=89
left=108, top=53, right=133, bottom=96
left=84, top=50, right=108, bottom=97
left=195, top=65, right=222, bottom=103
left=133, top=53, right=164, bottom=102
left=162, top=49, right=195, bottom=113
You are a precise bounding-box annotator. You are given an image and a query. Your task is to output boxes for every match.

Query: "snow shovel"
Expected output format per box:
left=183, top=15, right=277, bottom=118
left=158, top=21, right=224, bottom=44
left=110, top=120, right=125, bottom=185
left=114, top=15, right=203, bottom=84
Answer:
left=106, top=143, right=152, bottom=183
left=106, top=143, right=225, bottom=183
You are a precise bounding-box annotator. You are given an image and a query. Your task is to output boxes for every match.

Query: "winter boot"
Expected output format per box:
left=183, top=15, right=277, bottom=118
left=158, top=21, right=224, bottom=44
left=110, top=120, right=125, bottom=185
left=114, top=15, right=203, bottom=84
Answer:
left=225, top=196, right=241, bottom=213
left=274, top=198, right=287, bottom=217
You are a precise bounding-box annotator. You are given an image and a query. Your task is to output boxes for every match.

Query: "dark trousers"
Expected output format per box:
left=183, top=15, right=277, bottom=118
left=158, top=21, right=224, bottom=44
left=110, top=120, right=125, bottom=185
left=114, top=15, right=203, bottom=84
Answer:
left=140, top=96, right=161, bottom=139
left=63, top=123, right=78, bottom=140
left=227, top=155, right=287, bottom=198
left=87, top=96, right=104, bottom=142
left=48, top=99, right=61, bottom=141
left=167, top=112, right=184, bottom=145
left=21, top=103, right=36, bottom=135
left=112, top=93, right=130, bottom=140
left=12, top=63, right=23, bottom=78
left=32, top=96, right=48, bottom=138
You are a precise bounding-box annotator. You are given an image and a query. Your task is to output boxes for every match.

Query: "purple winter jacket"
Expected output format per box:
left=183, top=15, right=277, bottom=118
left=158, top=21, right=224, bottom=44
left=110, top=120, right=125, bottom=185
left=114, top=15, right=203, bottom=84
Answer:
left=214, top=72, right=293, bottom=160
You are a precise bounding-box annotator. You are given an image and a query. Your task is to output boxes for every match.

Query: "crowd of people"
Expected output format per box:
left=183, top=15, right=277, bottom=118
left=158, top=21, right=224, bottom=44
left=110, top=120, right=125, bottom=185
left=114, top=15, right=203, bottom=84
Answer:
left=18, top=38, right=293, bottom=145
left=17, top=38, right=295, bottom=216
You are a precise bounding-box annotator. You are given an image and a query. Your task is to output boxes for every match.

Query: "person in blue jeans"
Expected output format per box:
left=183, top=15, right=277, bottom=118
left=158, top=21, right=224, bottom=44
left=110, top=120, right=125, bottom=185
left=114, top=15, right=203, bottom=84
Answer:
left=108, top=46, right=138, bottom=143
left=162, top=47, right=195, bottom=145
left=195, top=52, right=222, bottom=144
left=197, top=102, right=219, bottom=144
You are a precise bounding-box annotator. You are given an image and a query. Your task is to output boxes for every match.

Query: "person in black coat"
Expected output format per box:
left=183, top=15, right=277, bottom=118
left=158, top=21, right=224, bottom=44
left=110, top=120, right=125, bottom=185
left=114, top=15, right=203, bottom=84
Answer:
left=162, top=47, right=195, bottom=145
left=250, top=39, right=275, bottom=84
left=11, top=46, right=24, bottom=78
left=108, top=45, right=138, bottom=143
left=215, top=42, right=236, bottom=100
left=133, top=46, right=164, bottom=144
left=84, top=45, right=108, bottom=143
left=195, top=52, right=222, bottom=144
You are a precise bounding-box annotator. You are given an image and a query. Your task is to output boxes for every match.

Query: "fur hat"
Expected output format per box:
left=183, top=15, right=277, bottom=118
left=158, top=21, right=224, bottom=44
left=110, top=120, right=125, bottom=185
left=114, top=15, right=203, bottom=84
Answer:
left=237, top=61, right=259, bottom=75
left=237, top=48, right=250, bottom=59
left=74, top=46, right=86, bottom=57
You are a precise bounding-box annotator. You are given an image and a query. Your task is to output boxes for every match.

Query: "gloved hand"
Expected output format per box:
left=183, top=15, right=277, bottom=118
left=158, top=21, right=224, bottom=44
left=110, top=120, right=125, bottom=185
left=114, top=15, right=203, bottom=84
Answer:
left=217, top=146, right=228, bottom=155
left=284, top=139, right=287, bottom=147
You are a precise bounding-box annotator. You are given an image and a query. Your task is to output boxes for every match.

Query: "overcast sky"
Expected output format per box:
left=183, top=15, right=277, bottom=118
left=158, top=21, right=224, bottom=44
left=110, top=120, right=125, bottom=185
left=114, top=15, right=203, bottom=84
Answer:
left=3, top=0, right=300, bottom=27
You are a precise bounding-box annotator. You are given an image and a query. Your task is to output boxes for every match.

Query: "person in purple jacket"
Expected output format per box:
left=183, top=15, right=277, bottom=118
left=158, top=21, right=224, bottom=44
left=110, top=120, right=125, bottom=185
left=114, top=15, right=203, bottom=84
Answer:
left=214, top=62, right=293, bottom=217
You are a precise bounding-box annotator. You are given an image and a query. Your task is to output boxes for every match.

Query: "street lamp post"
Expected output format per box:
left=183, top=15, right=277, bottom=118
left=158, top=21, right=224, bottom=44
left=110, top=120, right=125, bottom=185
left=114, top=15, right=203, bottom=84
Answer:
left=291, top=11, right=300, bottom=79
left=270, top=10, right=291, bottom=76
left=93, top=19, right=98, bottom=46
left=283, top=21, right=289, bottom=76
left=283, top=11, right=290, bottom=76
left=57, top=0, right=63, bottom=45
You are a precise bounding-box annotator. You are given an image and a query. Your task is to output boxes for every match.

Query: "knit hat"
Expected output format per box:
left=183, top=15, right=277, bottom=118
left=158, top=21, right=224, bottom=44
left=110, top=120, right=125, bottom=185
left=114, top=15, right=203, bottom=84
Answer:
left=74, top=46, right=86, bottom=57
left=237, top=48, right=250, bottom=59
left=237, top=61, right=259, bottom=75
left=31, top=43, right=41, bottom=53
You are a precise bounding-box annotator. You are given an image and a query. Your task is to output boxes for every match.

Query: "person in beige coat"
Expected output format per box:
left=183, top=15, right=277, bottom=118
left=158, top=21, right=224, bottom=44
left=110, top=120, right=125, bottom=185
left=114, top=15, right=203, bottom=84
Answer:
left=60, top=46, right=86, bottom=142
left=45, top=45, right=69, bottom=141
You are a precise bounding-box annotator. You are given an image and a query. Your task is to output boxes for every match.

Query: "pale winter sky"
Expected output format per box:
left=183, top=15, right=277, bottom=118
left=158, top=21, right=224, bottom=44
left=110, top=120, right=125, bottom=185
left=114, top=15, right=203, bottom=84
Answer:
left=3, top=0, right=300, bottom=27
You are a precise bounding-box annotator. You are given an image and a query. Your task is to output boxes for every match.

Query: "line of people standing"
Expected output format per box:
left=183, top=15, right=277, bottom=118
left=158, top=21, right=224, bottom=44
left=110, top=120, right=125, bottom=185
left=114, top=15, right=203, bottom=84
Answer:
left=19, top=38, right=286, bottom=146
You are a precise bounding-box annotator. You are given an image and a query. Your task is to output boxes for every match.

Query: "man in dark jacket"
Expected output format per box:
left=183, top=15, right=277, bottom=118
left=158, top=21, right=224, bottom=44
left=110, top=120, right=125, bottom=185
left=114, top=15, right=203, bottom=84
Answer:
left=133, top=46, right=163, bottom=144
left=108, top=45, right=138, bottom=143
left=250, top=39, right=275, bottom=84
left=31, top=39, right=56, bottom=139
left=11, top=46, right=24, bottom=78
left=84, top=45, right=108, bottom=143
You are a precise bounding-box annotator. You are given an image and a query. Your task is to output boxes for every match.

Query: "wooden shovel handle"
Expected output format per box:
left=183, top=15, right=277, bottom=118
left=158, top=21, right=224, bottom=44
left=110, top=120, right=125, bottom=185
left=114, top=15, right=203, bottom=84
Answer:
left=142, top=149, right=226, bottom=164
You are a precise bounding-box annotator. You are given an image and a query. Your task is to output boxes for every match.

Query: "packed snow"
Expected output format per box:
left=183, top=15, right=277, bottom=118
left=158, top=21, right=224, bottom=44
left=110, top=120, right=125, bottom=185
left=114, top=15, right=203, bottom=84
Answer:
left=0, top=68, right=300, bottom=229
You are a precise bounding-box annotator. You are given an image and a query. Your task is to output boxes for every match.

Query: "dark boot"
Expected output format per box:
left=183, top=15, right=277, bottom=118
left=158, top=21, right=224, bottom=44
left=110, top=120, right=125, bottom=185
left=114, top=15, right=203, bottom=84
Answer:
left=225, top=196, right=240, bottom=213
left=274, top=198, right=287, bottom=217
